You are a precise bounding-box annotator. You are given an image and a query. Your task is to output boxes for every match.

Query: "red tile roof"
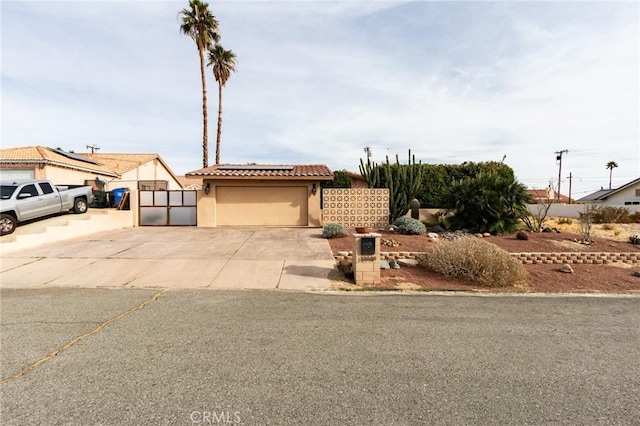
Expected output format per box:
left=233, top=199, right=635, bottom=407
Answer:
left=186, top=164, right=334, bottom=180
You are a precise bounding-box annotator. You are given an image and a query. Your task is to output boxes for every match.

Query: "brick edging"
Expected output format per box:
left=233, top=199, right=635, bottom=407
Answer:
left=334, top=251, right=640, bottom=265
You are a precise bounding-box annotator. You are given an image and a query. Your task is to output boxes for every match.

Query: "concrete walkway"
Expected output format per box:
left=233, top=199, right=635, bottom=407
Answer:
left=0, top=227, right=336, bottom=291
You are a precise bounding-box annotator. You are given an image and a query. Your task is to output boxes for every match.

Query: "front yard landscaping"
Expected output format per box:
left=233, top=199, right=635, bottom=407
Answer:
left=328, top=225, right=640, bottom=293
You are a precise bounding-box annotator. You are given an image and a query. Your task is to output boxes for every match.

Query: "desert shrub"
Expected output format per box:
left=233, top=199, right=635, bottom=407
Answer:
left=418, top=236, right=528, bottom=287
left=601, top=223, right=616, bottom=231
left=516, top=230, right=529, bottom=240
left=322, top=223, right=348, bottom=239
left=393, top=217, right=427, bottom=235
left=584, top=206, right=637, bottom=224
left=557, top=217, right=573, bottom=225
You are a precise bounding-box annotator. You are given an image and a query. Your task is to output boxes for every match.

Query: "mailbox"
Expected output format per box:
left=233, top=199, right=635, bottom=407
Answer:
left=361, top=237, right=376, bottom=255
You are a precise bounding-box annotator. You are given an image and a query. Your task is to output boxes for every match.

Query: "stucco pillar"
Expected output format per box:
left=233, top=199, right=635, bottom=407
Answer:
left=352, top=233, right=381, bottom=285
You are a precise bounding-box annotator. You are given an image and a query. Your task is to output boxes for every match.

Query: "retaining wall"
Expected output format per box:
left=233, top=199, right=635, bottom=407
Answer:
left=334, top=251, right=640, bottom=265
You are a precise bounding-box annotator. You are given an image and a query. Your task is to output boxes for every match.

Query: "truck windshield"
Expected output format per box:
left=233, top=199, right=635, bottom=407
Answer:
left=1, top=185, right=18, bottom=200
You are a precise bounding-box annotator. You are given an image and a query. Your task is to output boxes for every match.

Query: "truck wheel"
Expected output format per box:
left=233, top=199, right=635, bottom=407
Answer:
left=73, top=198, right=88, bottom=214
left=0, top=214, right=17, bottom=235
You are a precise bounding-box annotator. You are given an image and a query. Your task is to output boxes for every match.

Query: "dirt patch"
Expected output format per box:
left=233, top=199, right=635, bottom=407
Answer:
left=327, top=227, right=640, bottom=293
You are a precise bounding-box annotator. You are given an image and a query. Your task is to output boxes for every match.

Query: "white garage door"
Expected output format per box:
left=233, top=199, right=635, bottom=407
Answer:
left=216, top=186, right=308, bottom=226
left=0, top=169, right=34, bottom=181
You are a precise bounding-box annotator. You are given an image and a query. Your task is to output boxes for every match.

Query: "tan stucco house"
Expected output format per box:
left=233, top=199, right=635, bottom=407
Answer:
left=186, top=164, right=333, bottom=227
left=0, top=146, right=182, bottom=191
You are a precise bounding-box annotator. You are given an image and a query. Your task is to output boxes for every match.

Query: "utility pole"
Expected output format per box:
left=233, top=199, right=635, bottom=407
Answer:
left=363, top=146, right=372, bottom=161
left=567, top=172, right=572, bottom=204
left=86, top=144, right=100, bottom=153
left=555, top=149, right=568, bottom=203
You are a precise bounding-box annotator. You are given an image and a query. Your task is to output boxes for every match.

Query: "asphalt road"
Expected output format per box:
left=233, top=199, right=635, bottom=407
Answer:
left=1, top=289, right=639, bottom=425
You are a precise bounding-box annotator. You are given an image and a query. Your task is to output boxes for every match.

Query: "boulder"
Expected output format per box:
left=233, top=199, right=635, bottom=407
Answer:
left=483, top=233, right=491, bottom=237
left=380, top=260, right=391, bottom=269
left=633, top=271, right=640, bottom=278
left=427, top=232, right=439, bottom=239
left=559, top=264, right=574, bottom=274
left=397, top=259, right=419, bottom=267
left=389, top=260, right=400, bottom=269
left=431, top=225, right=446, bottom=233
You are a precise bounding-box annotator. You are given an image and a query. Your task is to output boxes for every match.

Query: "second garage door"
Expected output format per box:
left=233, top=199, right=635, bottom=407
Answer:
left=216, top=186, right=308, bottom=226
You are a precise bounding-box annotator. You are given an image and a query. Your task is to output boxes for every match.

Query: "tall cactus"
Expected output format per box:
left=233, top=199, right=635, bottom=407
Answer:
left=359, top=150, right=424, bottom=222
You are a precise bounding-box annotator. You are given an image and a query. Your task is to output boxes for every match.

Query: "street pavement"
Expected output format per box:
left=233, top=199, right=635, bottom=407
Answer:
left=1, top=289, right=639, bottom=425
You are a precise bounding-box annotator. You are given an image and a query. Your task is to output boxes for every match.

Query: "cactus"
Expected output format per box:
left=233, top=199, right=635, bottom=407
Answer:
left=359, top=150, right=424, bottom=222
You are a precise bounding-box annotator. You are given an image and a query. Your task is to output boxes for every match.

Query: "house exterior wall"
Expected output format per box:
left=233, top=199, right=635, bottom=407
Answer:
left=603, top=184, right=640, bottom=205
left=112, top=160, right=182, bottom=191
left=42, top=165, right=114, bottom=185
left=196, top=179, right=323, bottom=227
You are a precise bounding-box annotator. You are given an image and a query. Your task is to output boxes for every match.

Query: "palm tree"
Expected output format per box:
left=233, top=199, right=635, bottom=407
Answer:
left=179, top=0, right=219, bottom=168
left=606, top=161, right=618, bottom=190
left=207, top=44, right=237, bottom=165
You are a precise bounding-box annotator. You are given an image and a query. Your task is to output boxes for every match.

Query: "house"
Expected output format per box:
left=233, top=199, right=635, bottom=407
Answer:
left=345, top=171, right=369, bottom=188
left=577, top=177, right=640, bottom=206
left=526, top=186, right=573, bottom=204
left=176, top=175, right=203, bottom=190
left=186, top=164, right=333, bottom=227
left=0, top=146, right=182, bottom=191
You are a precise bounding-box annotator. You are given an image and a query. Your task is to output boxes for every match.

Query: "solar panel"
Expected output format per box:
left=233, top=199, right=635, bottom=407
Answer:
left=217, top=165, right=294, bottom=171
left=49, top=148, right=101, bottom=165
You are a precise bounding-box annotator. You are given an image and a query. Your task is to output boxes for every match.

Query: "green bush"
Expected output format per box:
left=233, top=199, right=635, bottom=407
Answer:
left=322, top=223, right=348, bottom=239
left=393, top=217, right=427, bottom=235
left=418, top=236, right=528, bottom=287
left=441, top=171, right=530, bottom=235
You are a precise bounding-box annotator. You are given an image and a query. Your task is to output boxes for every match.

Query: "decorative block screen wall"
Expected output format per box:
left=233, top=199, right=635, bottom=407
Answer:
left=322, top=188, right=389, bottom=229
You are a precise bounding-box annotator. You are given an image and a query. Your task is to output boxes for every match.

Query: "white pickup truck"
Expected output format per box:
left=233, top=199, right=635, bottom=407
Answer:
left=0, top=179, right=95, bottom=235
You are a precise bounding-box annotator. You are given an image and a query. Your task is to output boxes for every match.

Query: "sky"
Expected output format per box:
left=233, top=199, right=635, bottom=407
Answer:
left=1, top=0, right=638, bottom=199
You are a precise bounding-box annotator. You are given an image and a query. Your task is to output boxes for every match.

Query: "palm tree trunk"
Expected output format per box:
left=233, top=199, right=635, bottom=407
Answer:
left=609, top=168, right=613, bottom=190
left=199, top=46, right=208, bottom=168
left=215, top=81, right=223, bottom=165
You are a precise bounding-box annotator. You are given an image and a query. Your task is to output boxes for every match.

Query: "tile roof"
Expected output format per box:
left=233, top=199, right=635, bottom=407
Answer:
left=82, top=153, right=160, bottom=174
left=186, top=164, right=334, bottom=180
left=0, top=146, right=118, bottom=176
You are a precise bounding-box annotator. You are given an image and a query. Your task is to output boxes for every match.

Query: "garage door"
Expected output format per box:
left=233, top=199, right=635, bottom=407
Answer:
left=0, top=169, right=34, bottom=181
left=216, top=186, right=308, bottom=226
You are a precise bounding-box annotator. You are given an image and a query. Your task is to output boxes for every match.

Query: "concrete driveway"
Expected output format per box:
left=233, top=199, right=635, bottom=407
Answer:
left=0, top=227, right=336, bottom=290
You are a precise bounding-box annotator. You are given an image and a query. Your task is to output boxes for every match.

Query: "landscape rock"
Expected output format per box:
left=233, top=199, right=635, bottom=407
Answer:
left=559, top=264, right=574, bottom=274
left=428, top=232, right=439, bottom=239
left=338, top=251, right=350, bottom=257
left=389, top=260, right=400, bottom=269
left=483, top=233, right=491, bottom=237
left=475, top=233, right=484, bottom=238
left=633, top=271, right=640, bottom=277
left=380, top=260, right=390, bottom=269
left=397, top=259, right=419, bottom=267
left=431, top=225, right=446, bottom=233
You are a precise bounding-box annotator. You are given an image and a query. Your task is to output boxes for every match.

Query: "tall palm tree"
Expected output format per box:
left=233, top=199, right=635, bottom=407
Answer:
left=179, top=0, right=219, bottom=168
left=207, top=44, right=237, bottom=165
left=606, top=161, right=618, bottom=190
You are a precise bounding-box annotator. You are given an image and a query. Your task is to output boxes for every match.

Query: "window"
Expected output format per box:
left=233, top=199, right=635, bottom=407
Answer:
left=138, top=180, right=168, bottom=191
left=624, top=201, right=640, bottom=205
left=39, top=182, right=54, bottom=194
left=18, top=184, right=38, bottom=197
left=636, top=188, right=640, bottom=197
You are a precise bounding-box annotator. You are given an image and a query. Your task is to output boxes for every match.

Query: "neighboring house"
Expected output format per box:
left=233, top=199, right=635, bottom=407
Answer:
left=527, top=187, right=573, bottom=204
left=577, top=177, right=640, bottom=206
left=0, top=146, right=182, bottom=191
left=186, top=164, right=333, bottom=227
left=346, top=171, right=369, bottom=188
left=83, top=153, right=183, bottom=190
left=176, top=175, right=203, bottom=190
